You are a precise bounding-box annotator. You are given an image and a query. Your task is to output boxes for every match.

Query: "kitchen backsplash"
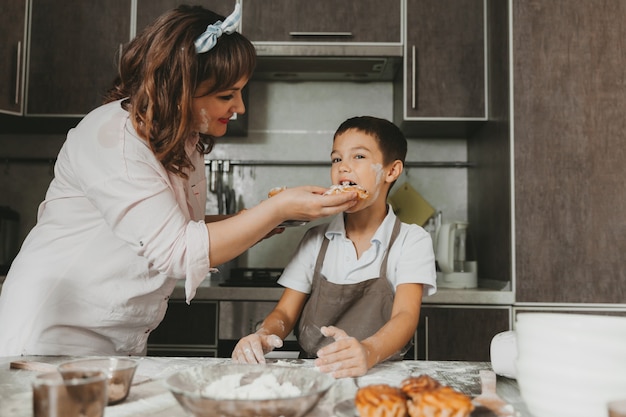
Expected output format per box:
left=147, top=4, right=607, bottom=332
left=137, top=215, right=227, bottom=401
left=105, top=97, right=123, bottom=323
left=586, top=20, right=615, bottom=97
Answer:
left=0, top=81, right=467, bottom=269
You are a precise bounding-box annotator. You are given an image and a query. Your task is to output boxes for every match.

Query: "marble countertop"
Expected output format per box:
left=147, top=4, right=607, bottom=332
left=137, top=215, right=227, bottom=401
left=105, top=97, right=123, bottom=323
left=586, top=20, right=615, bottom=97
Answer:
left=0, top=356, right=529, bottom=417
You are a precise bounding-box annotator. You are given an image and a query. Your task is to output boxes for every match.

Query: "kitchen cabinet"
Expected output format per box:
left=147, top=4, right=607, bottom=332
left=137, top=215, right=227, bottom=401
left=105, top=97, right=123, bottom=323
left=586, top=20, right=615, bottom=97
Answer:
left=512, top=0, right=626, bottom=304
left=0, top=1, right=27, bottom=115
left=410, top=305, right=511, bottom=361
left=240, top=0, right=401, bottom=44
left=394, top=0, right=486, bottom=136
left=0, top=0, right=131, bottom=117
left=135, top=0, right=236, bottom=35
left=466, top=0, right=512, bottom=293
left=147, top=300, right=218, bottom=357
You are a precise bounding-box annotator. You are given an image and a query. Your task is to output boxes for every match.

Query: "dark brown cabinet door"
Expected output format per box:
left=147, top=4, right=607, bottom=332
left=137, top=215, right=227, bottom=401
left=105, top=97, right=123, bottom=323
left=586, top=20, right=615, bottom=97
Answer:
left=136, top=0, right=237, bottom=35
left=513, top=0, right=626, bottom=304
left=401, top=0, right=485, bottom=119
left=241, top=0, right=401, bottom=43
left=414, top=306, right=510, bottom=361
left=0, top=1, right=27, bottom=115
left=26, top=0, right=130, bottom=116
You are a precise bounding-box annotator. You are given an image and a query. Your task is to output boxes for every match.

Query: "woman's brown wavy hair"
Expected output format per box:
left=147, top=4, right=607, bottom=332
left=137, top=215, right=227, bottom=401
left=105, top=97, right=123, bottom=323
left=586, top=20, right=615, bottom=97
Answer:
left=105, top=5, right=257, bottom=178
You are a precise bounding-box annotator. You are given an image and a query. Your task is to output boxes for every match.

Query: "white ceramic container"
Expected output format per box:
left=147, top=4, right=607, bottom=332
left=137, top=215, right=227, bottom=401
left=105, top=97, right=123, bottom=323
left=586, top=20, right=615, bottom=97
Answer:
left=516, top=313, right=626, bottom=417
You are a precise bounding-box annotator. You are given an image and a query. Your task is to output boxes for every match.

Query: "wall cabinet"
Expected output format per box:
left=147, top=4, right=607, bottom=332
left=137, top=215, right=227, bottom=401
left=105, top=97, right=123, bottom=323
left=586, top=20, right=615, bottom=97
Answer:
left=147, top=300, right=218, bottom=357
left=408, top=305, right=511, bottom=361
left=0, top=0, right=130, bottom=117
left=512, top=0, right=626, bottom=304
left=241, top=0, right=401, bottom=44
left=135, top=0, right=236, bottom=35
left=394, top=0, right=486, bottom=136
left=0, top=1, right=27, bottom=115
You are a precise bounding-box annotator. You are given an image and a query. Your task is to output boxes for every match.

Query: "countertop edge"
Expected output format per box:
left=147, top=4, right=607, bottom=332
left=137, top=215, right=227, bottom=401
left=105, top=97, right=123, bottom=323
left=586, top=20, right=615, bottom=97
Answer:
left=177, top=281, right=515, bottom=305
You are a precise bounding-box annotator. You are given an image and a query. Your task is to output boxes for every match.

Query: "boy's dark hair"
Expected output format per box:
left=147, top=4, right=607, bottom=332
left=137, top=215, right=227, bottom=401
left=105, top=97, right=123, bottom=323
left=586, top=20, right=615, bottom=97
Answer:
left=333, top=116, right=407, bottom=166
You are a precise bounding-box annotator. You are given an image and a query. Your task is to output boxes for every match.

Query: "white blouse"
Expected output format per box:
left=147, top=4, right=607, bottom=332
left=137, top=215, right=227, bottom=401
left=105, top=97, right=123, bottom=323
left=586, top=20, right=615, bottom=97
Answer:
left=0, top=100, right=211, bottom=356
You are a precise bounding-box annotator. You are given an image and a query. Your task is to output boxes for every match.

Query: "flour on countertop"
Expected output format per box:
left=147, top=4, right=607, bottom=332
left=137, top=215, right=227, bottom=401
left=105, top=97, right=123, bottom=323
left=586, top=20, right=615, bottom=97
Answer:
left=201, top=372, right=302, bottom=400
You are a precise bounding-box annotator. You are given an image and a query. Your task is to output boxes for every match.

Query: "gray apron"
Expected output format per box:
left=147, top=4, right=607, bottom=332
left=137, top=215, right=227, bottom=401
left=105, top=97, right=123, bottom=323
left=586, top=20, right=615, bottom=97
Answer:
left=296, top=217, right=410, bottom=360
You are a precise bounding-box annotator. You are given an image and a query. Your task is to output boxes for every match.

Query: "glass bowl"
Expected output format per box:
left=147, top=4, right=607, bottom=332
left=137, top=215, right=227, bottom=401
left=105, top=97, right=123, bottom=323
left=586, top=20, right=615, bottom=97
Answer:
left=165, top=363, right=335, bottom=417
left=58, top=357, right=138, bottom=405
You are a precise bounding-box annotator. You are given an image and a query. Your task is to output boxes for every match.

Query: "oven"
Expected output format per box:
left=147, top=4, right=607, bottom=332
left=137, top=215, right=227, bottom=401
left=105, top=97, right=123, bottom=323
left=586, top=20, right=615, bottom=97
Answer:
left=217, top=268, right=301, bottom=359
left=217, top=300, right=301, bottom=359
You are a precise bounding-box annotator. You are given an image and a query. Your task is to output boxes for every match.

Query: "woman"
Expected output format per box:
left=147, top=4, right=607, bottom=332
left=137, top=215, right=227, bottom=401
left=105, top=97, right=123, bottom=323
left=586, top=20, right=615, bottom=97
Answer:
left=0, top=5, right=356, bottom=357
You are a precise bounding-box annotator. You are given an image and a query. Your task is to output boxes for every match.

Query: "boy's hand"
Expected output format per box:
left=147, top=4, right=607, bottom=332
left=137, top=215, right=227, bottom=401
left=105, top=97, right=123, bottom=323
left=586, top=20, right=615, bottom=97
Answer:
left=231, top=333, right=283, bottom=364
left=314, top=326, right=370, bottom=378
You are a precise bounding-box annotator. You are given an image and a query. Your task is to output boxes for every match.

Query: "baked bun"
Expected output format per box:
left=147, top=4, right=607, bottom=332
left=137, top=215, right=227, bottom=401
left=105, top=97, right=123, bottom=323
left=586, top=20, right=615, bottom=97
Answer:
left=400, top=375, right=442, bottom=396
left=355, top=384, right=408, bottom=417
left=324, top=182, right=370, bottom=200
left=267, top=186, right=286, bottom=198
left=404, top=386, right=474, bottom=417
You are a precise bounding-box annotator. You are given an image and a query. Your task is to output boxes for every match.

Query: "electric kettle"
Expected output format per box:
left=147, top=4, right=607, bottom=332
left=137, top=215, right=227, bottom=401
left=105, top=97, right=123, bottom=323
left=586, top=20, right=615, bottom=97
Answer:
left=435, top=221, right=477, bottom=288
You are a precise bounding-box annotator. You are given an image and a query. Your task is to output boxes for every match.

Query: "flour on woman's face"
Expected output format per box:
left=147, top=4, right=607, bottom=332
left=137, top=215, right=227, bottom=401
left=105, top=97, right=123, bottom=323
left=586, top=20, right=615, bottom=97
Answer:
left=197, top=108, right=209, bottom=133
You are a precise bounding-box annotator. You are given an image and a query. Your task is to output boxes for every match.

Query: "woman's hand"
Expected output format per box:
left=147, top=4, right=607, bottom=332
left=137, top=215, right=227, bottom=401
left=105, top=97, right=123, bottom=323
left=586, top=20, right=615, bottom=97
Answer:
left=314, top=326, right=370, bottom=378
left=231, top=333, right=283, bottom=364
left=269, top=186, right=358, bottom=222
left=205, top=186, right=356, bottom=267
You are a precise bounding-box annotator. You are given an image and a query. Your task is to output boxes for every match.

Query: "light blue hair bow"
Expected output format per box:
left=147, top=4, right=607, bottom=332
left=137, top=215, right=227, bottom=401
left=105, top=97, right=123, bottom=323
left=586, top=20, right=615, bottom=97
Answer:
left=194, top=3, right=242, bottom=54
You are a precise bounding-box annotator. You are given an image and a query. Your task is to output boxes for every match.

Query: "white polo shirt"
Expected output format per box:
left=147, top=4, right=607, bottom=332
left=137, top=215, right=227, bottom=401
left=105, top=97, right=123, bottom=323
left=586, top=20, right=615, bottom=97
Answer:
left=278, top=208, right=437, bottom=296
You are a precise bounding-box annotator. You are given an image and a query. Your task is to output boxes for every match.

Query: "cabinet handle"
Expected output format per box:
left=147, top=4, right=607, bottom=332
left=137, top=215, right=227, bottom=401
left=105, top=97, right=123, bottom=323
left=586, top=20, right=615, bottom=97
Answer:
left=424, top=315, right=429, bottom=361
left=411, top=45, right=417, bottom=109
left=118, top=44, right=123, bottom=71
left=288, top=31, right=352, bottom=37
left=15, top=41, right=22, bottom=105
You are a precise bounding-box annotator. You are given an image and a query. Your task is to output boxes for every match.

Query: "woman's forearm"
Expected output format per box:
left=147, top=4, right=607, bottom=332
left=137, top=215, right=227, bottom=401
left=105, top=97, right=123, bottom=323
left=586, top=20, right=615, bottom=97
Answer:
left=205, top=199, right=283, bottom=266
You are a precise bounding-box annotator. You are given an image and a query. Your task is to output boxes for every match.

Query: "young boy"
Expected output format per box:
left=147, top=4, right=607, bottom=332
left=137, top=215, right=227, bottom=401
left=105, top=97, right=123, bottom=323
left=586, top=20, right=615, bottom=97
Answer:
left=232, top=116, right=437, bottom=378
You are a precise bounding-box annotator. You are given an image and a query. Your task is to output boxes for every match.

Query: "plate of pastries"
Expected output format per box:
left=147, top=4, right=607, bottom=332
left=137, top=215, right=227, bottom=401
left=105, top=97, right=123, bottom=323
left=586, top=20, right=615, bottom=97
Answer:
left=355, top=374, right=474, bottom=417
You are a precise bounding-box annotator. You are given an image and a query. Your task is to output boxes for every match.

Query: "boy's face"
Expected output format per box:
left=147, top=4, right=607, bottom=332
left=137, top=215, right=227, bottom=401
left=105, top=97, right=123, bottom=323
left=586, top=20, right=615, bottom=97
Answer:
left=330, top=128, right=391, bottom=210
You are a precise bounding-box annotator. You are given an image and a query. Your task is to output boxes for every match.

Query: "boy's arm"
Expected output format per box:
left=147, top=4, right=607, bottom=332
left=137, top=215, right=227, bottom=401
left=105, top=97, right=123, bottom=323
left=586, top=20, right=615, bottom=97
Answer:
left=316, top=283, right=423, bottom=377
left=257, top=288, right=308, bottom=339
left=232, top=288, right=307, bottom=363
left=362, top=283, right=423, bottom=364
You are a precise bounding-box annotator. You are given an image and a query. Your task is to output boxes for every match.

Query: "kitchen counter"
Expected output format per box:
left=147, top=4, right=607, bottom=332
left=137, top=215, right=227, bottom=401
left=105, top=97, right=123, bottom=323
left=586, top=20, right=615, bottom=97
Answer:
left=0, top=356, right=529, bottom=417
left=177, top=274, right=515, bottom=305
left=0, top=274, right=514, bottom=305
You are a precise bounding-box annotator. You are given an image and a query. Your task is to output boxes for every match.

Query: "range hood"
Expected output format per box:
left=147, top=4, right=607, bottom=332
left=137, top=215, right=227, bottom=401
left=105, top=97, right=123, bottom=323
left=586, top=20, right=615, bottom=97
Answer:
left=251, top=44, right=403, bottom=81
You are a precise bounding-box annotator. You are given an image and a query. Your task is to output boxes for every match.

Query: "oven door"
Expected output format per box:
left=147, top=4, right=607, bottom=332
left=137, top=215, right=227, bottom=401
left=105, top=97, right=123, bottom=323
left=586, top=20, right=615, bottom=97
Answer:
left=218, top=301, right=301, bottom=359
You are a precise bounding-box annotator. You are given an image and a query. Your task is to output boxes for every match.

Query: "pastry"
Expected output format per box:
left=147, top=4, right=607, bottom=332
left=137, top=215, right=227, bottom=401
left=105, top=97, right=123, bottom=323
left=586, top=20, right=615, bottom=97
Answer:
left=355, top=384, right=408, bottom=417
left=323, top=182, right=370, bottom=200
left=401, top=376, right=473, bottom=417
left=400, top=375, right=442, bottom=396
left=405, top=386, right=474, bottom=417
